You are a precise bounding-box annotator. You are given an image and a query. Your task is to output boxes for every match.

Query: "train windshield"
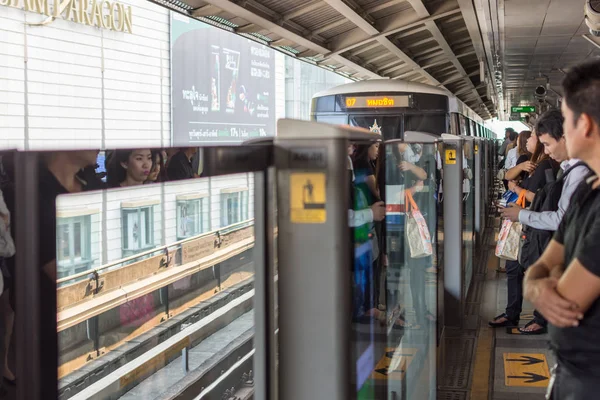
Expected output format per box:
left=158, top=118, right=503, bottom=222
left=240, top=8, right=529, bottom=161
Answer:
left=349, top=116, right=402, bottom=140
left=315, top=113, right=447, bottom=140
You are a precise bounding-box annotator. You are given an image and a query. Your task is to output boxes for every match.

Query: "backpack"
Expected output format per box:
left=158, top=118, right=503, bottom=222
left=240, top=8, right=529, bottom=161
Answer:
left=519, top=162, right=589, bottom=268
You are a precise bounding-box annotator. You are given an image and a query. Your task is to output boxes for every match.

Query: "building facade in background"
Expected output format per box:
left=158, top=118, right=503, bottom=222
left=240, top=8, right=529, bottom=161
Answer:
left=0, top=0, right=349, bottom=279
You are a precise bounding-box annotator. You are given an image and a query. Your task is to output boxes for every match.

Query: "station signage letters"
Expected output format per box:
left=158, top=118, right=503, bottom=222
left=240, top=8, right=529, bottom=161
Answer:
left=1, top=0, right=133, bottom=33
left=511, top=105, right=536, bottom=113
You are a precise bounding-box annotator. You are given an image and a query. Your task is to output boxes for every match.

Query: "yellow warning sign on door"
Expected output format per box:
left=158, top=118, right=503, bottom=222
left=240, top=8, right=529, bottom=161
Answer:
left=371, top=347, right=418, bottom=381
left=503, top=353, right=550, bottom=387
left=475, top=144, right=479, bottom=154
left=445, top=149, right=457, bottom=164
left=290, top=173, right=326, bottom=223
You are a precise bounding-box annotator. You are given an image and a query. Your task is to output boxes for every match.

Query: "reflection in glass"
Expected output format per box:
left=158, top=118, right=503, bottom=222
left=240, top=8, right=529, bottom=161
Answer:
left=55, top=170, right=257, bottom=399
left=463, top=141, right=475, bottom=297
left=383, top=141, right=438, bottom=399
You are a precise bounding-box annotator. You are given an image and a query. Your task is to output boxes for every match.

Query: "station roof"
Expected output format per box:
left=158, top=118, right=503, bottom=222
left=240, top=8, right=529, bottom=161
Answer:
left=475, top=0, right=600, bottom=120
left=156, top=0, right=497, bottom=120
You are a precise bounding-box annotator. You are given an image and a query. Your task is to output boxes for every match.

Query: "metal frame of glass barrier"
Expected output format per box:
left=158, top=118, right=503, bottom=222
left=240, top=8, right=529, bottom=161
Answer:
left=275, top=119, right=380, bottom=400
left=441, top=135, right=464, bottom=328
left=12, top=146, right=273, bottom=400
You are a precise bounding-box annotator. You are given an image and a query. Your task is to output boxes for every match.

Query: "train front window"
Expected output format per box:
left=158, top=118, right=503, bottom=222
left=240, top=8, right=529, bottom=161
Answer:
left=404, top=114, right=447, bottom=135
left=349, top=116, right=401, bottom=140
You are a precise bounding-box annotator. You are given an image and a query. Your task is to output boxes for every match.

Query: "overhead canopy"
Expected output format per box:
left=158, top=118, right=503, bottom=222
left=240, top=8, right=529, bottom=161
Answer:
left=154, top=0, right=497, bottom=119
left=476, top=0, right=599, bottom=120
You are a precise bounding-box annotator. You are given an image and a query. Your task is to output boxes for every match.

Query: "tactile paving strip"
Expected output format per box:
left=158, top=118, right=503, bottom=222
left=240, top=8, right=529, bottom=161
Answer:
left=437, top=391, right=467, bottom=400
left=439, top=337, right=475, bottom=389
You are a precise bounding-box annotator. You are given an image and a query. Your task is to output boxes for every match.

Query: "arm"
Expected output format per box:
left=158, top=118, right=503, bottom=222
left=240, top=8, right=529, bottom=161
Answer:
left=524, top=240, right=582, bottom=327
left=505, top=163, right=525, bottom=180
left=348, top=208, right=372, bottom=227
left=400, top=161, right=427, bottom=180
left=365, top=175, right=380, bottom=200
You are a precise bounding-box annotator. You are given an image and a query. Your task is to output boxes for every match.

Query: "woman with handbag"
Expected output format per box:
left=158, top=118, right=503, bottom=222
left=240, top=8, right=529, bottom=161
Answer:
left=490, top=131, right=559, bottom=328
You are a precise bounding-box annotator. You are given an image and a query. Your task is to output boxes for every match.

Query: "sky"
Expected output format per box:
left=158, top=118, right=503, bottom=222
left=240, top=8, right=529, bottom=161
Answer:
left=485, top=119, right=530, bottom=139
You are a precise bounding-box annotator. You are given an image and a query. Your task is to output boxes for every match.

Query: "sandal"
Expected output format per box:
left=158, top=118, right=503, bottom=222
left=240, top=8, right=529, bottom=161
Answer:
left=489, top=313, right=519, bottom=328
left=517, top=320, right=548, bottom=335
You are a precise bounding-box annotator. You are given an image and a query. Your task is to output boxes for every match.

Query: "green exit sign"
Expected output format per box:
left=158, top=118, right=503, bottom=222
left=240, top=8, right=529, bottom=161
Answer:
left=511, top=106, right=536, bottom=113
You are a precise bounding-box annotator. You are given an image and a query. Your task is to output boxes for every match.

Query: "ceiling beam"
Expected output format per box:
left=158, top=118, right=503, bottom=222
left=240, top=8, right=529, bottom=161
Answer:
left=282, top=0, right=322, bottom=21
left=312, top=18, right=348, bottom=35
left=424, top=12, right=488, bottom=113
left=324, top=7, right=461, bottom=58
left=322, top=0, right=441, bottom=84
left=365, top=0, right=404, bottom=13
left=199, top=0, right=381, bottom=79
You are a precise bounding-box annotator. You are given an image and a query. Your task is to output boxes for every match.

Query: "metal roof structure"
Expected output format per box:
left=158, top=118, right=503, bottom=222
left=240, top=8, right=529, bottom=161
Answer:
left=476, top=0, right=600, bottom=120
left=155, top=0, right=497, bottom=120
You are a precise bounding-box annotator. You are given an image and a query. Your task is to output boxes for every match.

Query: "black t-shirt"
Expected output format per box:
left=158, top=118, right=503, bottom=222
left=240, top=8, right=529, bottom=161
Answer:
left=167, top=151, right=194, bottom=181
left=551, top=174, right=600, bottom=376
left=521, top=158, right=559, bottom=195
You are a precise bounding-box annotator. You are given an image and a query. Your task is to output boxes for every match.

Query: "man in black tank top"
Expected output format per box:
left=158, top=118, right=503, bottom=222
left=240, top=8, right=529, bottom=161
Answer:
left=523, top=59, right=600, bottom=398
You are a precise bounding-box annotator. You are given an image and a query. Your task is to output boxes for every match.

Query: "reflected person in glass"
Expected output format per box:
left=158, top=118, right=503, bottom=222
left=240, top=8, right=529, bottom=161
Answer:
left=106, top=149, right=154, bottom=188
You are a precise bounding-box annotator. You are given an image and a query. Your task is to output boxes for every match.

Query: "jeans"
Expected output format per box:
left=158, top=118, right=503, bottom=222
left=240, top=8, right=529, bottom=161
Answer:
left=505, top=260, right=523, bottom=321
left=553, top=362, right=600, bottom=399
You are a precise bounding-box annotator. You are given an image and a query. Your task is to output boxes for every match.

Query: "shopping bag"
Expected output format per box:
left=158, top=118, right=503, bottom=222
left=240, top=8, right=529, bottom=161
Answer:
left=495, top=192, right=526, bottom=261
left=405, top=191, right=433, bottom=258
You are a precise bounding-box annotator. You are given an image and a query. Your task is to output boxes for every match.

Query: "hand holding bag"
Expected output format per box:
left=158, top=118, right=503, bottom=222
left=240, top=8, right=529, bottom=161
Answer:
left=495, top=191, right=526, bottom=261
left=405, top=190, right=433, bottom=259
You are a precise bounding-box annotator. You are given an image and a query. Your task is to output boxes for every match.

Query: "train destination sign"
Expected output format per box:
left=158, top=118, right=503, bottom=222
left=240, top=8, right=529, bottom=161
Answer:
left=344, top=95, right=410, bottom=109
left=511, top=106, right=536, bottom=113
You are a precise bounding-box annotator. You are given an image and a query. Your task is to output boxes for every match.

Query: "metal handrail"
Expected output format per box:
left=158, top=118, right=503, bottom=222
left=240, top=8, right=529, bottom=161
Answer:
left=56, top=218, right=255, bottom=285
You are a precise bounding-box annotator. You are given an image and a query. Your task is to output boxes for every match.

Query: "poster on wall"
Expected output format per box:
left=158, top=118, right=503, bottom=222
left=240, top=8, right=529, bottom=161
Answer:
left=171, top=13, right=276, bottom=145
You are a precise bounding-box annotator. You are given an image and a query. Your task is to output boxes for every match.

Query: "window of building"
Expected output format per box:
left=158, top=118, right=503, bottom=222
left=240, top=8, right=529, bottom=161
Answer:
left=56, top=214, right=94, bottom=279
left=220, top=189, right=249, bottom=227
left=121, top=202, right=157, bottom=257
left=177, top=194, right=209, bottom=240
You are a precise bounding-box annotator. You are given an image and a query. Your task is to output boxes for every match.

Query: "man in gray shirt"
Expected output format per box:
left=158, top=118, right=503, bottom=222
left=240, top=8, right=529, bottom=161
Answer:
left=501, top=110, right=589, bottom=334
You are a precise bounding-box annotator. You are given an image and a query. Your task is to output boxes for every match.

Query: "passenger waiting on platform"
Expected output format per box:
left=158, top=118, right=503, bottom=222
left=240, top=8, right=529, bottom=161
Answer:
left=504, top=130, right=531, bottom=171
left=498, top=128, right=514, bottom=159
left=167, top=147, right=197, bottom=181
left=146, top=150, right=167, bottom=183
left=106, top=149, right=153, bottom=188
left=386, top=143, right=430, bottom=328
left=352, top=142, right=384, bottom=322
left=501, top=110, right=589, bottom=335
left=490, top=128, right=559, bottom=329
left=524, top=59, right=600, bottom=398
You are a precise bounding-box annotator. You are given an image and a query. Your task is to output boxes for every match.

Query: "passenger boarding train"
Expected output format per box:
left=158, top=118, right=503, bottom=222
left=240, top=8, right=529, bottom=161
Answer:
left=310, top=79, right=493, bottom=140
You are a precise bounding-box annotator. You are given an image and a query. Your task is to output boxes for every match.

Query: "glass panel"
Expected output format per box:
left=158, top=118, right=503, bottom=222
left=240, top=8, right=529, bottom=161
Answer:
left=383, top=141, right=438, bottom=399
left=349, top=116, right=402, bottom=140
left=349, top=138, right=439, bottom=399
left=55, top=166, right=260, bottom=399
left=404, top=114, right=446, bottom=135
left=463, top=141, right=475, bottom=298
left=57, top=224, right=70, bottom=263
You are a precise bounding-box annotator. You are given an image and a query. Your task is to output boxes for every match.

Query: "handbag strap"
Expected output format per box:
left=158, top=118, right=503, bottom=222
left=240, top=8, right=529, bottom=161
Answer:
left=516, top=190, right=527, bottom=208
left=405, top=190, right=419, bottom=212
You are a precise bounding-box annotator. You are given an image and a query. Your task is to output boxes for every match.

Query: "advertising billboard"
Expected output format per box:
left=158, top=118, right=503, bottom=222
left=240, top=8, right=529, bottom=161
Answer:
left=171, top=13, right=276, bottom=145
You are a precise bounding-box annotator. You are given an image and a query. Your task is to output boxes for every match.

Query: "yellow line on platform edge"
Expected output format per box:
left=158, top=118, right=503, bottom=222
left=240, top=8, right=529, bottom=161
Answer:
left=470, top=323, right=493, bottom=399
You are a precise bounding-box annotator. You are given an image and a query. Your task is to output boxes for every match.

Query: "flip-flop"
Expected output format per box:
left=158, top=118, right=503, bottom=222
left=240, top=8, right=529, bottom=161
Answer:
left=517, top=320, right=547, bottom=335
